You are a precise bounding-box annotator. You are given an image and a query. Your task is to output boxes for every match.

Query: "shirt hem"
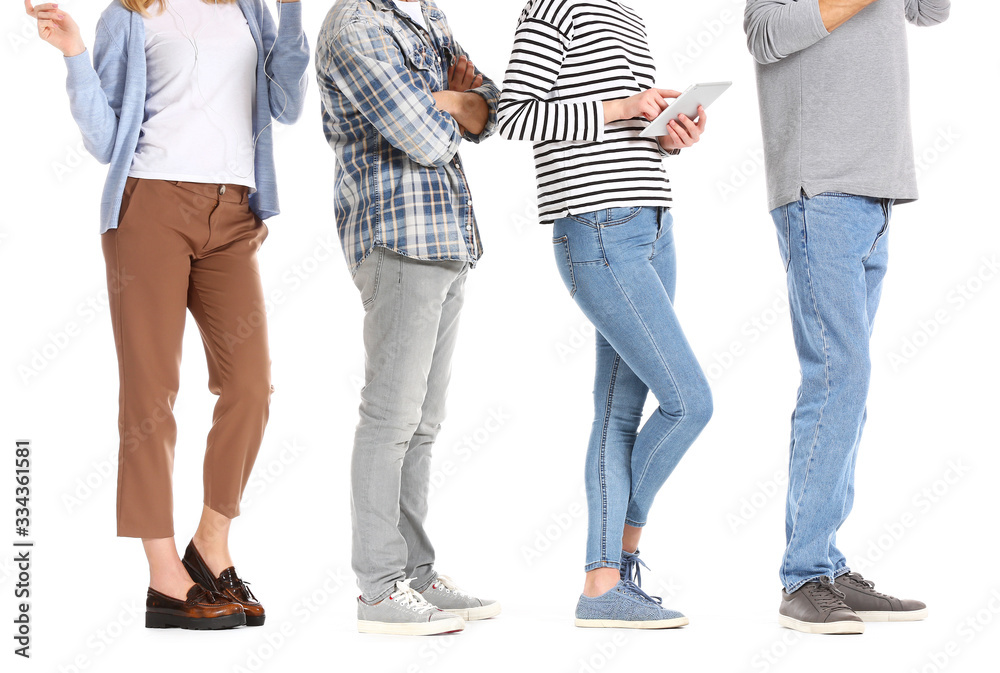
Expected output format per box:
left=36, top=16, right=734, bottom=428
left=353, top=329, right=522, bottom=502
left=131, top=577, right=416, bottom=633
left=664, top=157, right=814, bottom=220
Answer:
left=350, top=243, right=479, bottom=275
left=539, top=198, right=673, bottom=225
left=768, top=182, right=919, bottom=212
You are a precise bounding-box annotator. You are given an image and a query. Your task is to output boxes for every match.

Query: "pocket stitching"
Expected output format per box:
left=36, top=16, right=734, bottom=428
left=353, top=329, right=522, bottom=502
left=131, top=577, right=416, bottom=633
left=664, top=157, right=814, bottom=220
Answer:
left=601, top=206, right=644, bottom=228
left=553, top=235, right=577, bottom=298
left=361, top=248, right=385, bottom=309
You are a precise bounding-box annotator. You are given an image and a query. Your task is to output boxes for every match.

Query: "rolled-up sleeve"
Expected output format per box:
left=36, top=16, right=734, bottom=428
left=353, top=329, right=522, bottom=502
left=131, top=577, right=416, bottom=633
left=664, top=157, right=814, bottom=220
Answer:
left=744, top=0, right=829, bottom=65
left=449, top=39, right=499, bottom=143
left=905, top=0, right=950, bottom=26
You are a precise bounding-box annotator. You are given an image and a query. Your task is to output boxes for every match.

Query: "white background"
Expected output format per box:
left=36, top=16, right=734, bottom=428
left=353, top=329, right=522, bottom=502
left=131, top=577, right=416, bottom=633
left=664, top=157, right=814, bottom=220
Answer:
left=2, top=0, right=998, bottom=671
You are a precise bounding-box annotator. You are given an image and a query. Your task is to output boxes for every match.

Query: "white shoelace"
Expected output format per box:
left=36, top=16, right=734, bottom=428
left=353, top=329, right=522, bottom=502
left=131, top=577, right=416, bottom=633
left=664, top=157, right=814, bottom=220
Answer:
left=389, top=579, right=435, bottom=614
left=431, top=575, right=475, bottom=600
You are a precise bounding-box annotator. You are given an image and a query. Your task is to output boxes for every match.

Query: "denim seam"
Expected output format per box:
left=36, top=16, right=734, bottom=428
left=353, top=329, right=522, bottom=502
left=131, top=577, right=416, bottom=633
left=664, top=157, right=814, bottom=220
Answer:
left=781, top=196, right=833, bottom=588
left=624, top=517, right=645, bottom=528
left=362, top=585, right=395, bottom=605
left=596, top=243, right=688, bottom=503
left=780, top=206, right=791, bottom=272
left=357, top=253, right=406, bottom=602
left=585, top=560, right=622, bottom=572
left=786, top=572, right=835, bottom=594
left=862, top=201, right=891, bottom=263
left=595, top=352, right=622, bottom=566
left=362, top=247, right=385, bottom=308
left=553, top=235, right=578, bottom=297
left=411, top=571, right=437, bottom=594
left=599, top=206, right=644, bottom=228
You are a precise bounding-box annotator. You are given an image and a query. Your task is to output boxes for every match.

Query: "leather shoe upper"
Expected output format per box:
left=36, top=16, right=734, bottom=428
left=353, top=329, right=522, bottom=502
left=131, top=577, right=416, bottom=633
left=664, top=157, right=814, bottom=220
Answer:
left=146, top=583, right=243, bottom=619
left=183, top=540, right=265, bottom=621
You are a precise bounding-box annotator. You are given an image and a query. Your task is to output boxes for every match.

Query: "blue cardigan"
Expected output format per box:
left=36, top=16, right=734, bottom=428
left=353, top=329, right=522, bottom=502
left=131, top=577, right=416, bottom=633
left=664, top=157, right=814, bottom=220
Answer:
left=64, top=0, right=310, bottom=233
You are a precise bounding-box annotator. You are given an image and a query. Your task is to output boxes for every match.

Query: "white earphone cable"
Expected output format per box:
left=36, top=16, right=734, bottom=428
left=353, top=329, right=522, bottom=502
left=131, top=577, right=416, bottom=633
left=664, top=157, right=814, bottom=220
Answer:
left=159, top=0, right=289, bottom=182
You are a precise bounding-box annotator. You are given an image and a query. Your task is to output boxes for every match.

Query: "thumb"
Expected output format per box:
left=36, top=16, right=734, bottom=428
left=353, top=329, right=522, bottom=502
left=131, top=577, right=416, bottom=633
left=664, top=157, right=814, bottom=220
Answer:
left=656, top=88, right=683, bottom=99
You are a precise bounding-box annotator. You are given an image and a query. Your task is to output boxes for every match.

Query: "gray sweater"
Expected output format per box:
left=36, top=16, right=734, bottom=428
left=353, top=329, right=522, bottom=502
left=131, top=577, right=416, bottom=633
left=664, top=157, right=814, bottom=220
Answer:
left=744, top=0, right=950, bottom=211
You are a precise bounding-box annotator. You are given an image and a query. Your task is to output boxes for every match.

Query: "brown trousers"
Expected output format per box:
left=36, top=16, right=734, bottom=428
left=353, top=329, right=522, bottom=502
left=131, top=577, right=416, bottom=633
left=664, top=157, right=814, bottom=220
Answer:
left=103, top=178, right=272, bottom=538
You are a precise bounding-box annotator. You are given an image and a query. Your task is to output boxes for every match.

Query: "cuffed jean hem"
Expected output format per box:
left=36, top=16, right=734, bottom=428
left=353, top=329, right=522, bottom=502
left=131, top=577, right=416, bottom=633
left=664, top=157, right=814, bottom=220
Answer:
left=784, top=566, right=852, bottom=594
left=624, top=518, right=646, bottom=528
left=585, top=560, right=622, bottom=572
left=834, top=566, right=852, bottom=579
left=360, top=585, right=395, bottom=606
left=411, top=571, right=438, bottom=594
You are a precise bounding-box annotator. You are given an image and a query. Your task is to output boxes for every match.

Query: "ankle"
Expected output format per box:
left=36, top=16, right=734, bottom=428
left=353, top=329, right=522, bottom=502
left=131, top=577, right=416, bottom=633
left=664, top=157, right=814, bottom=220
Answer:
left=583, top=568, right=621, bottom=598
left=191, top=536, right=233, bottom=576
left=150, top=567, right=196, bottom=600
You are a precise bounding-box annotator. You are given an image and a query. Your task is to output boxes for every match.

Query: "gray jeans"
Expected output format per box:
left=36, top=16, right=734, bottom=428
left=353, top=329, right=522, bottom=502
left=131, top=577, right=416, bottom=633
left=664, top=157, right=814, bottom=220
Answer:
left=351, top=247, right=469, bottom=603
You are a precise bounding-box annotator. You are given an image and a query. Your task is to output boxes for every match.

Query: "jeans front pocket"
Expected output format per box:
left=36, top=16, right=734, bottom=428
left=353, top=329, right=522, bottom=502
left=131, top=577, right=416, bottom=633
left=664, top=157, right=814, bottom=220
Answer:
left=552, top=235, right=577, bottom=298
left=354, top=247, right=386, bottom=309
left=773, top=206, right=792, bottom=272
left=864, top=200, right=892, bottom=262
left=603, top=206, right=644, bottom=226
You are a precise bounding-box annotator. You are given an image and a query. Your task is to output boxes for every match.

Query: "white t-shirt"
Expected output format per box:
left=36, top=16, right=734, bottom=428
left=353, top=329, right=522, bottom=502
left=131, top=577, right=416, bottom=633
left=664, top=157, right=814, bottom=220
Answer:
left=129, top=0, right=257, bottom=189
left=393, top=0, right=428, bottom=32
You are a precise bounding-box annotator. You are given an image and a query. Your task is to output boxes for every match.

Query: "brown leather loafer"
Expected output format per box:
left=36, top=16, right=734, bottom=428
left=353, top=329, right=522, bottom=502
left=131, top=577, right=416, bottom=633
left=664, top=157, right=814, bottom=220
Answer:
left=146, top=584, right=246, bottom=630
left=183, top=541, right=266, bottom=626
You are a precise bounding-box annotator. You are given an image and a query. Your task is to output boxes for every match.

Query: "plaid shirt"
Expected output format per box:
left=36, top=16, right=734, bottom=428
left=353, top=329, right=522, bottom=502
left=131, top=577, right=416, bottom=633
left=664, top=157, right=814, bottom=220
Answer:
left=316, top=0, right=499, bottom=273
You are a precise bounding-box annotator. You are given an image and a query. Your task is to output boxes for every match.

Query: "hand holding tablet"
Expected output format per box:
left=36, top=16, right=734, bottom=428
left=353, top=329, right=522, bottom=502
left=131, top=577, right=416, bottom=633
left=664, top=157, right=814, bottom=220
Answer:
left=639, top=81, right=732, bottom=138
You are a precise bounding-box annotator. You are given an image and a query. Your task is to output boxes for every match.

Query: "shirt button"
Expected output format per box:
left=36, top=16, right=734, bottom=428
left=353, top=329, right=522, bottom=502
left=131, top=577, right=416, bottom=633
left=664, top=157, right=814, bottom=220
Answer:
left=219, top=185, right=227, bottom=195
left=465, top=224, right=472, bottom=231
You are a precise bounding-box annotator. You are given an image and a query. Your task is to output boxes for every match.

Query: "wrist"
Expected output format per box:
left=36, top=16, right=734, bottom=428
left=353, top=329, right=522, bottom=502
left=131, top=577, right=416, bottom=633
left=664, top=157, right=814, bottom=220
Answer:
left=602, top=99, right=622, bottom=123
left=62, top=40, right=86, bottom=58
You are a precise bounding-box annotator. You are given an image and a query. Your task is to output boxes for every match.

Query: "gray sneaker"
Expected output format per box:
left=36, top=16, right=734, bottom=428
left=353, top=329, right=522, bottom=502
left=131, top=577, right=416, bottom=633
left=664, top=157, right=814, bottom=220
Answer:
left=357, top=579, right=465, bottom=635
left=835, top=572, right=928, bottom=622
left=420, top=575, right=501, bottom=621
left=778, top=576, right=865, bottom=634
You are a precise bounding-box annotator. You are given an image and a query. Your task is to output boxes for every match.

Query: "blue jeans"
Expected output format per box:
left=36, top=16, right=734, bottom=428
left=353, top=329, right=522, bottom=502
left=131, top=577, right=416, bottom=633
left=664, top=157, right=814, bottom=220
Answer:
left=552, top=207, right=713, bottom=572
left=771, top=192, right=892, bottom=593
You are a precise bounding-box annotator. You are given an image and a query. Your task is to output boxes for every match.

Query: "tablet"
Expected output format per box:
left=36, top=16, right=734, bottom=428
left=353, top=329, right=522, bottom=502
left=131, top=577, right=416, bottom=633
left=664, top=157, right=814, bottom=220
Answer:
left=638, top=81, right=732, bottom=138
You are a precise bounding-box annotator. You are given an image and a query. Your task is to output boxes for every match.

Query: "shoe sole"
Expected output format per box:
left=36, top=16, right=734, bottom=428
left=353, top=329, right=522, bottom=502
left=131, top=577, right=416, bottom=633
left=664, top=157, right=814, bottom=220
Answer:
left=855, top=608, right=928, bottom=622
left=357, top=619, right=465, bottom=636
left=246, top=614, right=266, bottom=627
left=443, top=602, right=502, bottom=621
left=777, top=614, right=865, bottom=634
left=145, top=611, right=246, bottom=630
left=574, top=616, right=689, bottom=630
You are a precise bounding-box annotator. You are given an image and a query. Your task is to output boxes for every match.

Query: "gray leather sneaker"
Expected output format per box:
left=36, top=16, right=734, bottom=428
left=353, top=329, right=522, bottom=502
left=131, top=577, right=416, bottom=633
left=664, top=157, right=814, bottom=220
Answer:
left=778, top=576, right=865, bottom=634
left=357, top=579, right=465, bottom=635
left=420, top=575, right=501, bottom=621
left=835, top=572, right=928, bottom=622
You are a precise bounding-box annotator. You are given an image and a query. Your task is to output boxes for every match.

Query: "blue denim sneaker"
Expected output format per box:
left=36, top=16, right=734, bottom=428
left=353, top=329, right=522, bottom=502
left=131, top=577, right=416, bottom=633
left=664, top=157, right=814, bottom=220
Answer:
left=575, top=579, right=688, bottom=629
